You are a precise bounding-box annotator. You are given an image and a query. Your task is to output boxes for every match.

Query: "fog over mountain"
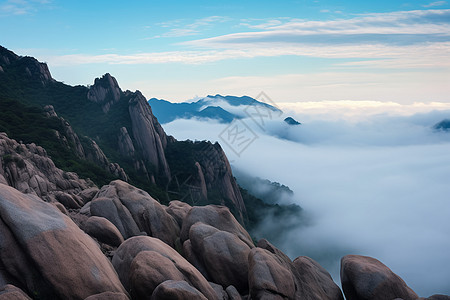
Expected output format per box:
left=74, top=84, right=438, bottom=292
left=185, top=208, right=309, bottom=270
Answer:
left=163, top=108, right=450, bottom=296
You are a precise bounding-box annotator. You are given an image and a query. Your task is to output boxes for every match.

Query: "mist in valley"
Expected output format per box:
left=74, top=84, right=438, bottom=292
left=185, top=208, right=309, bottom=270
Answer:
left=163, top=107, right=450, bottom=296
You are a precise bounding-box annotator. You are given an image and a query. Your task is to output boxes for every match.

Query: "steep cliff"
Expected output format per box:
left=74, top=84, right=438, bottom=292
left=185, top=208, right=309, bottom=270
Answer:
left=0, top=46, right=247, bottom=222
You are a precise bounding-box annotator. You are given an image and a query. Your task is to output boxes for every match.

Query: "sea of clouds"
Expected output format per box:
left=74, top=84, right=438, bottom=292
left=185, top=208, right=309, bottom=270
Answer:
left=163, top=104, right=450, bottom=296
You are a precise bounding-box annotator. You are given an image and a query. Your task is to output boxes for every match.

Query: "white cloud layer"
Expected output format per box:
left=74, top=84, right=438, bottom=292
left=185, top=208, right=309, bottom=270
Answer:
left=162, top=109, right=450, bottom=296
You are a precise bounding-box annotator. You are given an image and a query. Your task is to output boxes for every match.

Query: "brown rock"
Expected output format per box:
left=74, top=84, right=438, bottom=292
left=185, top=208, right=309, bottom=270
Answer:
left=341, top=255, right=418, bottom=300
left=83, top=216, right=124, bottom=247
left=182, top=239, right=210, bottom=280
left=248, top=247, right=296, bottom=299
left=180, top=205, right=253, bottom=248
left=0, top=184, right=127, bottom=299
left=151, top=280, right=208, bottom=300
left=188, top=222, right=251, bottom=293
left=0, top=284, right=32, bottom=300
left=129, top=251, right=185, bottom=299
left=112, top=236, right=218, bottom=300
left=293, top=256, right=344, bottom=300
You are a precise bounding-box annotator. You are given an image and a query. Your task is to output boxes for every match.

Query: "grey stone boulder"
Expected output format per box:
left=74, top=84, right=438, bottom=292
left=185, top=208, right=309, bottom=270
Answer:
left=112, top=236, right=218, bottom=300
left=0, top=183, right=127, bottom=300
left=83, top=216, right=124, bottom=247
left=188, top=222, right=252, bottom=293
left=151, top=280, right=208, bottom=300
left=341, top=255, right=418, bottom=300
left=180, top=205, right=253, bottom=247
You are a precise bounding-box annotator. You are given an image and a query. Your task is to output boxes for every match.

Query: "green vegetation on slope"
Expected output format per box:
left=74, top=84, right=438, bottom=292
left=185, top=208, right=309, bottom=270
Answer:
left=0, top=98, right=115, bottom=186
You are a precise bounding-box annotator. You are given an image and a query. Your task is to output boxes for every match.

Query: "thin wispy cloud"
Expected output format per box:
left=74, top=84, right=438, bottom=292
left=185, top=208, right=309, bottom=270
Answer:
left=0, top=0, right=50, bottom=16
left=42, top=9, right=450, bottom=71
left=154, top=15, right=230, bottom=38
left=187, top=9, right=450, bottom=47
left=423, top=1, right=447, bottom=7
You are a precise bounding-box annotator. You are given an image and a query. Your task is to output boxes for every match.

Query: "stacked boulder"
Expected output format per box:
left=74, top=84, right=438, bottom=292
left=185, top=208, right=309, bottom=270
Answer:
left=0, top=176, right=448, bottom=299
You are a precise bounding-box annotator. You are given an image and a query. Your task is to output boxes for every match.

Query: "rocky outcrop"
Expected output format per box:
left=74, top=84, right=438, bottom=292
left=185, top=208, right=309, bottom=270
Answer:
left=117, top=127, right=136, bottom=158
left=44, top=105, right=85, bottom=158
left=0, top=183, right=127, bottom=299
left=180, top=205, right=253, bottom=247
left=0, top=132, right=94, bottom=204
left=43, top=105, right=128, bottom=181
left=112, top=236, right=218, bottom=300
left=341, top=255, right=418, bottom=300
left=187, top=142, right=247, bottom=223
left=0, top=46, right=53, bottom=86
left=87, top=73, right=122, bottom=113
left=90, top=180, right=179, bottom=247
left=128, top=91, right=171, bottom=181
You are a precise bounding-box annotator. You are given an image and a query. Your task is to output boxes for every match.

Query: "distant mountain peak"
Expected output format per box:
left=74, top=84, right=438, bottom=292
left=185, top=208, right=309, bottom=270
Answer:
left=149, top=94, right=282, bottom=124
left=284, top=117, right=301, bottom=126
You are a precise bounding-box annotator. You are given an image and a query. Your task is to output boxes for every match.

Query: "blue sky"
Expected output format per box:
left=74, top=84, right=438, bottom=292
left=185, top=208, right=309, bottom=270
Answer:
left=1, top=0, right=449, bottom=110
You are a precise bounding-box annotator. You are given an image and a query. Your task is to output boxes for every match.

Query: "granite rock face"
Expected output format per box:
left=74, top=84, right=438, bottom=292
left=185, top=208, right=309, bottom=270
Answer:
left=0, top=132, right=94, bottom=204
left=128, top=91, right=171, bottom=181
left=87, top=73, right=122, bottom=113
left=0, top=183, right=127, bottom=300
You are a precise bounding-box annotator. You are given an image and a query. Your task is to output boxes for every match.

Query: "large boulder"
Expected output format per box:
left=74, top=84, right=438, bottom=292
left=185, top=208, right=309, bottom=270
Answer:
left=188, top=222, right=252, bottom=293
left=293, top=256, right=344, bottom=300
left=256, top=239, right=343, bottom=300
left=83, top=292, right=129, bottom=300
left=0, top=183, right=127, bottom=300
left=248, top=247, right=296, bottom=299
left=0, top=285, right=32, bottom=300
left=151, top=280, right=208, bottom=300
left=92, top=180, right=179, bottom=247
left=341, top=255, right=418, bottom=300
left=83, top=216, right=124, bottom=247
left=180, top=205, right=253, bottom=247
left=112, top=236, right=217, bottom=300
